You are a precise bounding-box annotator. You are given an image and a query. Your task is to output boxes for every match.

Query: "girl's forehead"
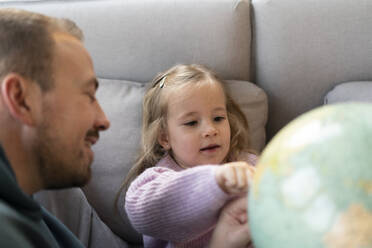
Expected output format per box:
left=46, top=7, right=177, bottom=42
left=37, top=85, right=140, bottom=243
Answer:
left=166, top=81, right=226, bottom=110
left=168, top=80, right=223, bottom=96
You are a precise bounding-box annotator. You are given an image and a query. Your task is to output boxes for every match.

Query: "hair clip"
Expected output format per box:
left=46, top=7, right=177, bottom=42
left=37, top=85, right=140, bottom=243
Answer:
left=159, top=76, right=167, bottom=88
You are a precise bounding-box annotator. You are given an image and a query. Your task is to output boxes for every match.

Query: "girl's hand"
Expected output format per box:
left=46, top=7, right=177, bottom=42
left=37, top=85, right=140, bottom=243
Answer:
left=215, top=161, right=255, bottom=195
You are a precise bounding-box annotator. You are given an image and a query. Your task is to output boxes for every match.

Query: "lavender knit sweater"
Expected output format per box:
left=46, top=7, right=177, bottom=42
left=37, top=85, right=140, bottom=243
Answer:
left=125, top=154, right=257, bottom=248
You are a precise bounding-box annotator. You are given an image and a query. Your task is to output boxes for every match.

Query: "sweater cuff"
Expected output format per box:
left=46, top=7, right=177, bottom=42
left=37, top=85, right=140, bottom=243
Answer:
left=192, top=165, right=234, bottom=210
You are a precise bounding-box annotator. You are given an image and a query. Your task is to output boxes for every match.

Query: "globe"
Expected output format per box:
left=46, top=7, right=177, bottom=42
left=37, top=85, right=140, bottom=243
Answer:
left=248, top=103, right=372, bottom=248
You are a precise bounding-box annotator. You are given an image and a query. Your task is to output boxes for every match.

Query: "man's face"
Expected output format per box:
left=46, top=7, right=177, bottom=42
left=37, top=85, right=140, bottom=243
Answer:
left=35, top=34, right=110, bottom=189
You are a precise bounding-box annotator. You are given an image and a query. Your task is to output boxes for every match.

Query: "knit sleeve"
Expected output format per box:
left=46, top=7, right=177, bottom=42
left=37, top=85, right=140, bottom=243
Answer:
left=238, top=152, right=259, bottom=166
left=124, top=165, right=231, bottom=243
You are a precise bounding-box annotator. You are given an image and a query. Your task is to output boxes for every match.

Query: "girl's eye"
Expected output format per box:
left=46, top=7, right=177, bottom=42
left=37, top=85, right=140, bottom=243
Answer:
left=214, top=116, right=225, bottom=122
left=184, top=121, right=197, bottom=126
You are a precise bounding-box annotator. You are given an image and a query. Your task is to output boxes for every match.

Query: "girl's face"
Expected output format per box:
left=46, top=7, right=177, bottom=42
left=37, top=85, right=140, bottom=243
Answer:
left=158, top=81, right=231, bottom=168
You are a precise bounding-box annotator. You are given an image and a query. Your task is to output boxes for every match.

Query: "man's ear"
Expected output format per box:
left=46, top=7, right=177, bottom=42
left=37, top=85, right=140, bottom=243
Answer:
left=157, top=129, right=170, bottom=150
left=0, top=73, right=38, bottom=126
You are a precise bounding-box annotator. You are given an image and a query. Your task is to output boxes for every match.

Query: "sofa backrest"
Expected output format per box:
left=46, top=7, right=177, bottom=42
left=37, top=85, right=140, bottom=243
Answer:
left=252, top=0, right=372, bottom=139
left=0, top=0, right=256, bottom=245
left=1, top=0, right=252, bottom=82
left=7, top=0, right=372, bottom=244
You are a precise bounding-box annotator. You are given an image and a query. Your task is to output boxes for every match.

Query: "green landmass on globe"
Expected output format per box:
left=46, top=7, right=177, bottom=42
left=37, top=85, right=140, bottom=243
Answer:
left=248, top=103, right=372, bottom=248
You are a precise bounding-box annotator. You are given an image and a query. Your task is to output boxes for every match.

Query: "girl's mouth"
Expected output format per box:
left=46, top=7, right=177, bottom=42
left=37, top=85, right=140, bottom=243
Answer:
left=200, top=145, right=220, bottom=151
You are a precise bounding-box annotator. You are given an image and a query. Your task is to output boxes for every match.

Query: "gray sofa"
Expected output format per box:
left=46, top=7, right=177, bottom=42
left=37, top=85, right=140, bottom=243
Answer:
left=1, top=0, right=372, bottom=247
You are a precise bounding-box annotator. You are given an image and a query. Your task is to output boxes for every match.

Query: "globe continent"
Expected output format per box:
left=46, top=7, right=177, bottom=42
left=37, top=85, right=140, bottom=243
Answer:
left=249, top=103, right=372, bottom=248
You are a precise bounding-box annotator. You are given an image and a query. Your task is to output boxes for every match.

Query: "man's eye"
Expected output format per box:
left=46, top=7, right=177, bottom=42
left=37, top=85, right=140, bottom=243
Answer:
left=87, top=93, right=96, bottom=102
left=214, top=116, right=225, bottom=122
left=184, top=121, right=197, bottom=126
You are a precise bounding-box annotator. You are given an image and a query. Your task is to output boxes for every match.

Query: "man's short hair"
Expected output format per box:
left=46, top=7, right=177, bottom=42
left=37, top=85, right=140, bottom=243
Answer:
left=0, top=8, right=83, bottom=91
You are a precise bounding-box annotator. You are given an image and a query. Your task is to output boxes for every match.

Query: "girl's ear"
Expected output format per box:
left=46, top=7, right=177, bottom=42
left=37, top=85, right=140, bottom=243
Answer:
left=157, top=129, right=170, bottom=150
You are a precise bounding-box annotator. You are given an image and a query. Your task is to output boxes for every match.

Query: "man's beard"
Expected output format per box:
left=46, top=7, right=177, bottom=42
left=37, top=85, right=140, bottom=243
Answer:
left=34, top=125, right=92, bottom=190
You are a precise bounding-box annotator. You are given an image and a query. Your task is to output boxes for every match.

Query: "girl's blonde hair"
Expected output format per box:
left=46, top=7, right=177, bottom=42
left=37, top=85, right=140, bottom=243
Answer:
left=121, top=64, right=253, bottom=192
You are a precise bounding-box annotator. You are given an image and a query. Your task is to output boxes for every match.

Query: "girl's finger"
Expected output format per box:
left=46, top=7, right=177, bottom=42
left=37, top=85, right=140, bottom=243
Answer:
left=235, top=166, right=247, bottom=191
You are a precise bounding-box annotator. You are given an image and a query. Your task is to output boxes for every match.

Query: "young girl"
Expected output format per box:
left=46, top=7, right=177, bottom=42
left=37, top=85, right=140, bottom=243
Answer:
left=123, top=64, right=257, bottom=248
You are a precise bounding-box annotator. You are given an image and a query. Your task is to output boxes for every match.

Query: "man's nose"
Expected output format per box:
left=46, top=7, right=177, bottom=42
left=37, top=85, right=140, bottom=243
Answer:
left=95, top=103, right=110, bottom=131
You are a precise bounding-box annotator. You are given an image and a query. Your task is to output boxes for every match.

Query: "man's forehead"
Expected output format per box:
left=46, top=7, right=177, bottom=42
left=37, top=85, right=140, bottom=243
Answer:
left=51, top=32, right=97, bottom=89
left=52, top=32, right=86, bottom=54
left=52, top=32, right=93, bottom=69
left=52, top=31, right=80, bottom=43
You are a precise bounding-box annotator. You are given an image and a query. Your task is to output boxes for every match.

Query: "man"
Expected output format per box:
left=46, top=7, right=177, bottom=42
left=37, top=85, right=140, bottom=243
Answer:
left=0, top=8, right=253, bottom=248
left=0, top=8, right=110, bottom=247
left=210, top=197, right=254, bottom=248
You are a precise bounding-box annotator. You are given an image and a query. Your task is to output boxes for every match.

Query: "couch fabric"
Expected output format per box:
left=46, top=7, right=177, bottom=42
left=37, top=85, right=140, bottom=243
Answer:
left=324, top=81, right=372, bottom=104
left=0, top=0, right=252, bottom=82
left=2, top=0, right=372, bottom=247
left=252, top=0, right=372, bottom=139
left=0, top=0, right=257, bottom=247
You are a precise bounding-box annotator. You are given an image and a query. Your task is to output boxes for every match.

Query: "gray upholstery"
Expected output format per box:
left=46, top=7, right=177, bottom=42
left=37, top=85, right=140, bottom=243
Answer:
left=324, top=81, right=372, bottom=104
left=0, top=0, right=255, bottom=247
left=0, top=0, right=252, bottom=82
left=3, top=0, right=372, bottom=247
left=86, top=79, right=144, bottom=244
left=251, top=0, right=372, bottom=139
left=34, top=189, right=133, bottom=248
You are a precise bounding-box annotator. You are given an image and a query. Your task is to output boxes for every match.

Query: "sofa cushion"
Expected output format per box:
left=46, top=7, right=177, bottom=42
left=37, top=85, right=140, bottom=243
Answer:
left=226, top=80, right=268, bottom=152
left=84, top=79, right=145, bottom=244
left=324, top=81, right=372, bottom=104
left=252, top=0, right=372, bottom=140
left=85, top=79, right=268, bottom=243
left=34, top=188, right=132, bottom=248
left=1, top=0, right=252, bottom=82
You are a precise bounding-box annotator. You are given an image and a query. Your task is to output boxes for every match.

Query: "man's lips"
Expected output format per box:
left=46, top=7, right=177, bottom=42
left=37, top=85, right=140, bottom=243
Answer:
left=85, top=135, right=98, bottom=146
left=200, top=144, right=220, bottom=151
left=85, top=130, right=99, bottom=146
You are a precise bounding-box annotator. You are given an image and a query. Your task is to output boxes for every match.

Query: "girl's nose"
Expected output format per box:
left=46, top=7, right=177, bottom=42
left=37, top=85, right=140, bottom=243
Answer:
left=203, top=123, right=218, bottom=137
